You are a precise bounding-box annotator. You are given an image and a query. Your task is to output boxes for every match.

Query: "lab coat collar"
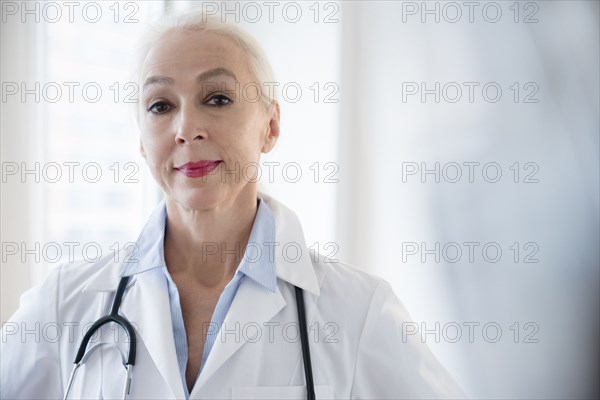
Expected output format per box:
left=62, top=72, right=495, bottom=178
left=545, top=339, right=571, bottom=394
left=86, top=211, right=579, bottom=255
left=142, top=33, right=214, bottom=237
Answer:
left=259, top=191, right=320, bottom=296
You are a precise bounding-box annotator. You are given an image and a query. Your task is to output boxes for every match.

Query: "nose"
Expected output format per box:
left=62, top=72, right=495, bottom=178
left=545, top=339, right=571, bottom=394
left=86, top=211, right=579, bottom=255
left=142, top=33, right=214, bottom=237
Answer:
left=174, top=103, right=207, bottom=144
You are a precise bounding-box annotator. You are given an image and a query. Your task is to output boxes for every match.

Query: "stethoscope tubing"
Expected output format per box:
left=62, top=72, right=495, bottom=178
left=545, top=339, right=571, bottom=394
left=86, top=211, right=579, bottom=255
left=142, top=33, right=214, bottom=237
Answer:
left=295, top=286, right=316, bottom=400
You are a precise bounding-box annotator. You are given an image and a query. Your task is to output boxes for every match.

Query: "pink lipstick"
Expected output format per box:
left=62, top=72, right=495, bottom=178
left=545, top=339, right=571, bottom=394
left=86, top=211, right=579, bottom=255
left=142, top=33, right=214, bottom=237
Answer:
left=175, top=160, right=222, bottom=178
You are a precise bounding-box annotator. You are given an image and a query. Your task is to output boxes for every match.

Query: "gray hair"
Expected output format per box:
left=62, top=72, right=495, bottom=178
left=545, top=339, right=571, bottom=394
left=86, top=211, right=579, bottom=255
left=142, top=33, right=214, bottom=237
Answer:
left=132, top=10, right=278, bottom=122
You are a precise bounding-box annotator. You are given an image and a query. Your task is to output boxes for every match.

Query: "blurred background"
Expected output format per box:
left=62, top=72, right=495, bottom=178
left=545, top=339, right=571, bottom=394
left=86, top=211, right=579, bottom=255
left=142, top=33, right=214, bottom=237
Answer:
left=1, top=0, right=598, bottom=398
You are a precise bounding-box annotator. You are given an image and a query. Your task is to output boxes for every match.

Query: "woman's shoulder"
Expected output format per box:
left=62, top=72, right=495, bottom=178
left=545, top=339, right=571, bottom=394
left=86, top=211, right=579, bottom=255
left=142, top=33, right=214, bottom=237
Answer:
left=4, top=253, right=117, bottom=329
left=20, top=252, right=121, bottom=315
left=308, top=248, right=395, bottom=303
left=55, top=252, right=120, bottom=290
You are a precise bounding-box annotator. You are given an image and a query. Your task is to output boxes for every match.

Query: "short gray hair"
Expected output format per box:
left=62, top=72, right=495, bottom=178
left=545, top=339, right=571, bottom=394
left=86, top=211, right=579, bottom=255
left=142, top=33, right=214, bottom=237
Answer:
left=132, top=10, right=278, bottom=121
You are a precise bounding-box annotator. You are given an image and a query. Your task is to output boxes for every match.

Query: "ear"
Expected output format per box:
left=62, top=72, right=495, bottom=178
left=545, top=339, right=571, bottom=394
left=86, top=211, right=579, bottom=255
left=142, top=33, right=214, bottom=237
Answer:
left=261, top=101, right=280, bottom=154
left=139, top=139, right=146, bottom=159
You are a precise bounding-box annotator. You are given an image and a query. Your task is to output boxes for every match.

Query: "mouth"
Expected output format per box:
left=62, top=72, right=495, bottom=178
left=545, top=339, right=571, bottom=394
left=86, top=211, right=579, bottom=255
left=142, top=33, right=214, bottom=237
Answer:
left=174, top=160, right=222, bottom=178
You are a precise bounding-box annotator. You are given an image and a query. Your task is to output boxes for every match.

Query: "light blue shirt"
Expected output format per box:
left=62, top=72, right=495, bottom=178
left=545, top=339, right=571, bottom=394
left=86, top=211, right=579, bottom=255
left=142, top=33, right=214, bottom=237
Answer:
left=121, top=197, right=277, bottom=399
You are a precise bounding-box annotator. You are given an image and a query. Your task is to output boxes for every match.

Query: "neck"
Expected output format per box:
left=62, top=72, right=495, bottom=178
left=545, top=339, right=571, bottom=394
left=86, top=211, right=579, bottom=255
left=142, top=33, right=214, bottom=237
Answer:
left=163, top=190, right=258, bottom=287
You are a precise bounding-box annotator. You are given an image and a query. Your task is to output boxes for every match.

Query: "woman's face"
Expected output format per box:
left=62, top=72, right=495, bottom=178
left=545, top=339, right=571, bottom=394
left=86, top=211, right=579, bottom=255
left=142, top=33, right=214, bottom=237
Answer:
left=138, top=29, right=279, bottom=211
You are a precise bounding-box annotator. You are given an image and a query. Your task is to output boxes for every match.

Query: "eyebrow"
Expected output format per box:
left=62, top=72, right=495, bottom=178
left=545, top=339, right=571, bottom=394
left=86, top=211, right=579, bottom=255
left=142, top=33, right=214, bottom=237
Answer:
left=142, top=67, right=240, bottom=92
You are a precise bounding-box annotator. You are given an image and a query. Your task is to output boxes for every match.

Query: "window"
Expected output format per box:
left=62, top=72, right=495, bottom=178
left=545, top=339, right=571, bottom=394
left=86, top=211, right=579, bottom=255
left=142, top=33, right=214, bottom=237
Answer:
left=37, top=1, right=166, bottom=279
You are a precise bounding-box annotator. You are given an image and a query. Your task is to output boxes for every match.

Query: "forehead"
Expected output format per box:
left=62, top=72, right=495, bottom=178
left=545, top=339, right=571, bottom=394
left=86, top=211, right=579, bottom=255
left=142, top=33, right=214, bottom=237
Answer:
left=141, top=29, right=252, bottom=83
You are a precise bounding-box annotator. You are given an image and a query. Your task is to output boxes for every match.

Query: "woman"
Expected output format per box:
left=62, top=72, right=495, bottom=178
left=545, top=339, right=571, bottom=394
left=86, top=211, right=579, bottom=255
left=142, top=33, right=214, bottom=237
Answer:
left=1, top=10, right=464, bottom=399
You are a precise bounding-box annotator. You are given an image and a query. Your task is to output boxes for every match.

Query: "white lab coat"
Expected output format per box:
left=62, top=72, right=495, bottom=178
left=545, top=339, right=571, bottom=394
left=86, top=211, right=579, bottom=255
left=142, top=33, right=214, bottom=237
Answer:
left=1, top=193, right=464, bottom=399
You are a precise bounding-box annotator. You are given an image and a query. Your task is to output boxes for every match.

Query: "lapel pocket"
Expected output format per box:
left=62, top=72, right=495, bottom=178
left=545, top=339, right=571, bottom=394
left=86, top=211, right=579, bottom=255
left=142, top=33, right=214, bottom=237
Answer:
left=231, top=385, right=333, bottom=399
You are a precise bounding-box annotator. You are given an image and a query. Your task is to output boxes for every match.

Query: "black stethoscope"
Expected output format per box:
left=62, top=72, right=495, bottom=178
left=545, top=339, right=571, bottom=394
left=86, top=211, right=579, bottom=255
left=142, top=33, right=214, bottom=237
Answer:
left=64, top=276, right=316, bottom=400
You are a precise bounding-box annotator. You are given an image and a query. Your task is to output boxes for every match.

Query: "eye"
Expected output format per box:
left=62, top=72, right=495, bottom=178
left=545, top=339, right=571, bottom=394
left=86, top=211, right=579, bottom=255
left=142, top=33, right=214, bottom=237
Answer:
left=147, top=101, right=172, bottom=114
left=206, top=94, right=232, bottom=107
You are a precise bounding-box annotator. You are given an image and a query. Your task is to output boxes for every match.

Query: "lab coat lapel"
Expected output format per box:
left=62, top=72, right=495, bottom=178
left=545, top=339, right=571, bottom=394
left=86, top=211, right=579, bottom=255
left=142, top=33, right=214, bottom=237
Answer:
left=119, top=270, right=186, bottom=400
left=194, top=279, right=287, bottom=390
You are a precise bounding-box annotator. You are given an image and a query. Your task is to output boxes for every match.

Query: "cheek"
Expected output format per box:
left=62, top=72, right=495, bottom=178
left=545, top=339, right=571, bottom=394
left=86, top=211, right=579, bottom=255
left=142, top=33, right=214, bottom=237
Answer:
left=223, top=114, right=266, bottom=150
left=220, top=133, right=262, bottom=165
left=141, top=132, right=170, bottom=166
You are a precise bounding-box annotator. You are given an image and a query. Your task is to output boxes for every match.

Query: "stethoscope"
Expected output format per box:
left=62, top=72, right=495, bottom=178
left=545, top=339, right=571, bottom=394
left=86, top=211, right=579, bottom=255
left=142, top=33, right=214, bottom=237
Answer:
left=64, top=275, right=316, bottom=400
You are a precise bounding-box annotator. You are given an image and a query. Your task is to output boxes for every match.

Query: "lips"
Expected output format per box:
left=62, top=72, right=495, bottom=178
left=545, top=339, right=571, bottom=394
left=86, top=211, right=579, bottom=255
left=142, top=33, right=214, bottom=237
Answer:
left=175, top=160, right=222, bottom=178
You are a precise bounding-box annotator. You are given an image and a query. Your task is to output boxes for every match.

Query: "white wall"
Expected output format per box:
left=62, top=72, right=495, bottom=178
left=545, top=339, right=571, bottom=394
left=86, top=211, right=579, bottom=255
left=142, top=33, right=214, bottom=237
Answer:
left=1, top=6, right=45, bottom=325
left=336, top=1, right=599, bottom=398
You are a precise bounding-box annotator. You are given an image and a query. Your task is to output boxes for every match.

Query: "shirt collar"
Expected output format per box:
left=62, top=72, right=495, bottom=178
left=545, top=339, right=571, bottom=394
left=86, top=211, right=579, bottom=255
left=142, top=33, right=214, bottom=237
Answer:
left=121, top=197, right=277, bottom=293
